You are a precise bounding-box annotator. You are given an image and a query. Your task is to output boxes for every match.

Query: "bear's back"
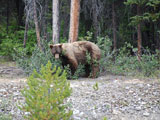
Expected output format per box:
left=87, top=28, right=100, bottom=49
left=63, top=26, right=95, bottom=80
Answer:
left=62, top=41, right=101, bottom=61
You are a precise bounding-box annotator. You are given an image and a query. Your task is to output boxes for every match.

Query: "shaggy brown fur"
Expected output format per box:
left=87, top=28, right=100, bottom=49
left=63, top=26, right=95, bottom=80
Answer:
left=50, top=41, right=101, bottom=78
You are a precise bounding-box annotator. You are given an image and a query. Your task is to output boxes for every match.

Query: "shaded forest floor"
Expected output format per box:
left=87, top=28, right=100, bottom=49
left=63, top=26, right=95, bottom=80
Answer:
left=0, top=60, right=160, bottom=120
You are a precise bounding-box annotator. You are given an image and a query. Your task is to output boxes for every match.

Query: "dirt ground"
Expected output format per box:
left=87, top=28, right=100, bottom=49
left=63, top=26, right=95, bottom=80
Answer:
left=0, top=61, right=160, bottom=120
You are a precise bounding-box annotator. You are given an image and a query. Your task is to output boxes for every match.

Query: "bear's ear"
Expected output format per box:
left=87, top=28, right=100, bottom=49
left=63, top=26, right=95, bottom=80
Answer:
left=59, top=44, right=62, bottom=48
left=49, top=44, right=54, bottom=49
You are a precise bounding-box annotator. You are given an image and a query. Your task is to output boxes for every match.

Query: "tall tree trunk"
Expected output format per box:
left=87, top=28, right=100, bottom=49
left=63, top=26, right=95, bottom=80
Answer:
left=43, top=0, right=48, bottom=40
left=137, top=23, right=142, bottom=60
left=6, top=0, right=9, bottom=34
left=68, top=0, right=80, bottom=43
left=150, top=22, right=155, bottom=51
left=112, top=2, right=117, bottom=51
left=92, top=0, right=99, bottom=40
left=33, top=0, right=42, bottom=50
left=23, top=16, right=28, bottom=48
left=137, top=5, right=142, bottom=61
left=156, top=22, right=160, bottom=51
left=16, top=0, right=24, bottom=28
left=52, top=0, right=59, bottom=44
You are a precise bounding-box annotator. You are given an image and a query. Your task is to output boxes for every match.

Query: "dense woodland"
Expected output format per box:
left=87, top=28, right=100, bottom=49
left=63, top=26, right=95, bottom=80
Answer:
left=0, top=0, right=160, bottom=78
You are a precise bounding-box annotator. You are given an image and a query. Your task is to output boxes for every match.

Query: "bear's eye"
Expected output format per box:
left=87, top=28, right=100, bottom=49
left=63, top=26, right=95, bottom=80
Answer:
left=52, top=48, right=56, bottom=54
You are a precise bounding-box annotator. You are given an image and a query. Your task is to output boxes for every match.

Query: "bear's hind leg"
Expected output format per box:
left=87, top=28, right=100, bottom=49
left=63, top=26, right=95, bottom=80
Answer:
left=91, top=64, right=100, bottom=78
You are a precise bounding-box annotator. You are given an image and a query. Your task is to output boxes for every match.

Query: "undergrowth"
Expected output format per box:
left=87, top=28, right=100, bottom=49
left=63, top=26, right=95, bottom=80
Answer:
left=98, top=38, right=160, bottom=78
left=13, top=31, right=160, bottom=78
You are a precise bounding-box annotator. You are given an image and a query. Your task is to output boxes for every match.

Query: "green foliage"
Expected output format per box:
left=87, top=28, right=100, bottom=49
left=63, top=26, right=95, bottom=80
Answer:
left=14, top=39, right=60, bottom=75
left=103, top=117, right=108, bottom=120
left=96, top=35, right=160, bottom=78
left=72, top=64, right=85, bottom=79
left=110, top=43, right=160, bottom=77
left=86, top=51, right=92, bottom=65
left=0, top=27, right=36, bottom=58
left=79, top=31, right=93, bottom=41
left=19, top=61, right=72, bottom=120
left=125, top=0, right=160, bottom=25
left=97, top=36, right=113, bottom=74
left=124, top=0, right=146, bottom=5
left=93, top=82, right=99, bottom=91
left=64, top=64, right=85, bottom=79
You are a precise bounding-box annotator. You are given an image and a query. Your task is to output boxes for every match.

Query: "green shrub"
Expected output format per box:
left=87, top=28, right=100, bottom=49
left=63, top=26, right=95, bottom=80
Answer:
left=0, top=28, right=36, bottom=58
left=20, top=61, right=72, bottom=120
left=111, top=43, right=160, bottom=77
left=64, top=64, right=85, bottom=79
left=96, top=36, right=114, bottom=74
left=14, top=39, right=61, bottom=75
left=96, top=36, right=160, bottom=78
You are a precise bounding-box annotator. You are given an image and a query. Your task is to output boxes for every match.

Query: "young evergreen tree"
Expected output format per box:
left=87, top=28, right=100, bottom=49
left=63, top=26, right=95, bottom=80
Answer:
left=20, top=61, right=72, bottom=120
left=125, top=0, right=146, bottom=61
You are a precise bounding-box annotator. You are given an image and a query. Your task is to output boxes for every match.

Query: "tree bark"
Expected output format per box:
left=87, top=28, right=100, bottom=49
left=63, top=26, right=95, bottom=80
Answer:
left=92, top=0, right=99, bottom=40
left=156, top=22, right=160, bottom=51
left=43, top=0, right=48, bottom=40
left=6, top=0, right=9, bottom=34
left=23, top=16, right=28, bottom=48
left=137, top=5, right=142, bottom=61
left=52, top=0, right=59, bottom=44
left=112, top=2, right=117, bottom=51
left=68, top=0, right=80, bottom=43
left=16, top=0, right=24, bottom=28
left=33, top=0, right=42, bottom=50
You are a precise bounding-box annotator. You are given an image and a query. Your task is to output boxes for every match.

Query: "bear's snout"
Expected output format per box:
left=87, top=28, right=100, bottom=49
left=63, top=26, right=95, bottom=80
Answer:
left=55, top=54, right=59, bottom=59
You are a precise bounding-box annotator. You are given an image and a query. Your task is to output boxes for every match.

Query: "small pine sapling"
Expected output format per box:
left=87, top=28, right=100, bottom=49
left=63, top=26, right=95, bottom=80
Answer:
left=20, top=61, right=72, bottom=120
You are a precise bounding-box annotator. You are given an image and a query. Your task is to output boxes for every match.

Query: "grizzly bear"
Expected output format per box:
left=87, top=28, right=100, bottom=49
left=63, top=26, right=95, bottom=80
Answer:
left=50, top=41, right=101, bottom=78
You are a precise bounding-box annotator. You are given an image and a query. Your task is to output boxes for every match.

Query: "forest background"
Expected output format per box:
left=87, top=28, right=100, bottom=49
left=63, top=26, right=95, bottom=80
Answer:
left=0, top=0, right=160, bottom=78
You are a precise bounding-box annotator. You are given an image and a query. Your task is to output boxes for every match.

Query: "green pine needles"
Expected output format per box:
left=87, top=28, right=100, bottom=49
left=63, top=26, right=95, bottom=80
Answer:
left=20, top=61, right=72, bottom=120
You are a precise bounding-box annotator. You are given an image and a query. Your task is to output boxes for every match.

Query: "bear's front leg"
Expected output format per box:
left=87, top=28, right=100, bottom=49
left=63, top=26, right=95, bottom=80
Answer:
left=68, top=57, right=78, bottom=75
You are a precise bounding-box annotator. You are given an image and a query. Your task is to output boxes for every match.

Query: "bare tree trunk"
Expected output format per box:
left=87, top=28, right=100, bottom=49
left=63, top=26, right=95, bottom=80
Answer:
left=92, top=0, right=100, bottom=39
left=6, top=0, right=9, bottom=34
left=137, top=5, right=142, bottom=61
left=43, top=0, right=48, bottom=40
left=16, top=0, right=24, bottom=28
left=23, top=16, right=28, bottom=48
left=112, top=2, right=117, bottom=51
left=52, top=0, right=59, bottom=44
left=68, top=0, right=80, bottom=43
left=157, top=23, right=160, bottom=51
left=33, top=0, right=42, bottom=50
left=156, top=23, right=160, bottom=59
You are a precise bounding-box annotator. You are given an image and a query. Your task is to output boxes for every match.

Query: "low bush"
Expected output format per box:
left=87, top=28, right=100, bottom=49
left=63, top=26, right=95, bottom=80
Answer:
left=108, top=43, right=160, bottom=77
left=14, top=39, right=61, bottom=75
left=96, top=35, right=114, bottom=74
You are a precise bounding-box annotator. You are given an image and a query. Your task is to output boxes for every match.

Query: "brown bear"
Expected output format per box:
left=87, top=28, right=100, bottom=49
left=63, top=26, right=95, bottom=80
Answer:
left=50, top=41, right=101, bottom=78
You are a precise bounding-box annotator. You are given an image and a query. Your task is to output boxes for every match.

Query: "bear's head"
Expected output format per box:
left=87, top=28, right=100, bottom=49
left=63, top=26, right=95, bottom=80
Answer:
left=50, top=44, right=62, bottom=59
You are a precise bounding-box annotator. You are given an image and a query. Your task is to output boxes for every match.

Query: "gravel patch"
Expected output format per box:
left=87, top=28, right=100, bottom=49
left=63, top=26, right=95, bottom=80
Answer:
left=68, top=77, right=160, bottom=120
left=0, top=65, right=160, bottom=120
